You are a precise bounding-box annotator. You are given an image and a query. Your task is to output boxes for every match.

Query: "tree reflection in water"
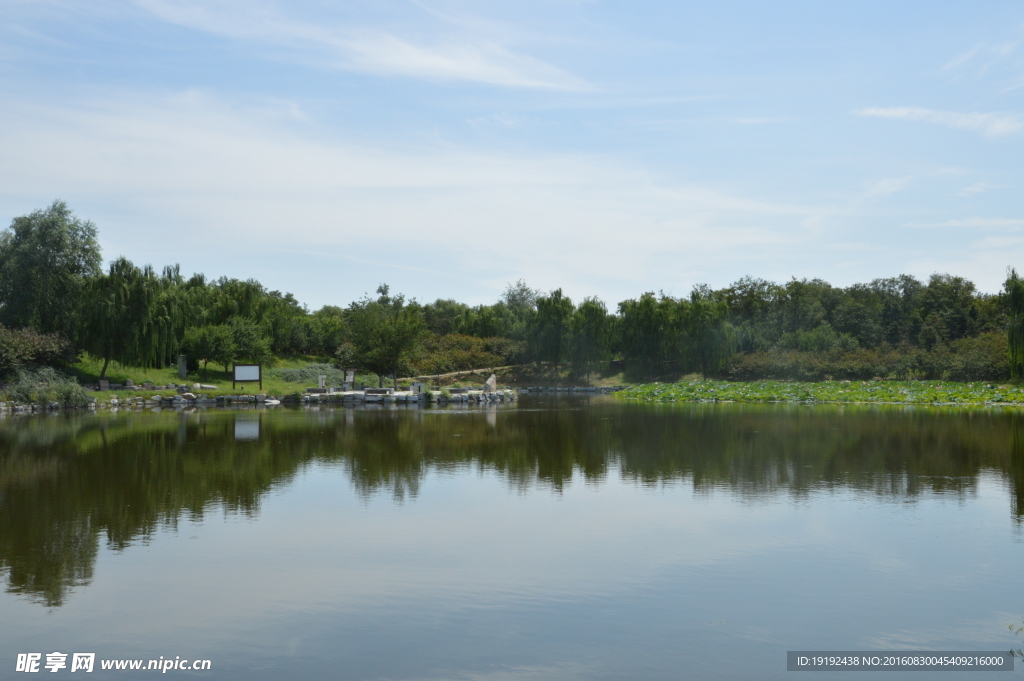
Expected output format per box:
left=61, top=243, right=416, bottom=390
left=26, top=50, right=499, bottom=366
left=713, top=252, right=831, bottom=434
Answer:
left=2, top=399, right=1023, bottom=606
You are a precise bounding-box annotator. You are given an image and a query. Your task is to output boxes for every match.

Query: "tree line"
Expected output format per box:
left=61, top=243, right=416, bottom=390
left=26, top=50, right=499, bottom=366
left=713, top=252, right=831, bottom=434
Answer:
left=2, top=200, right=1024, bottom=383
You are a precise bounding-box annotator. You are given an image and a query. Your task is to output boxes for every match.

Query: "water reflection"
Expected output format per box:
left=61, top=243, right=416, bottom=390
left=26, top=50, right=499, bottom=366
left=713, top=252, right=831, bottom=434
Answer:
left=2, top=398, right=1024, bottom=607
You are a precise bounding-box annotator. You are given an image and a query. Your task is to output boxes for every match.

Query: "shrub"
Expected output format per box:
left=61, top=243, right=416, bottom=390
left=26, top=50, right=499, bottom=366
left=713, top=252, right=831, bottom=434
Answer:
left=725, top=333, right=1009, bottom=382
left=945, top=332, right=1008, bottom=381
left=272, top=364, right=347, bottom=384
left=1, top=366, right=91, bottom=407
left=0, top=325, right=76, bottom=375
left=413, top=334, right=520, bottom=376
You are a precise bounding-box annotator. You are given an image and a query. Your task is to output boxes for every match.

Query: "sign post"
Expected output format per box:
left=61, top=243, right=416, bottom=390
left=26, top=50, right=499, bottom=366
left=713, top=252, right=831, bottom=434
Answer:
left=233, top=364, right=262, bottom=390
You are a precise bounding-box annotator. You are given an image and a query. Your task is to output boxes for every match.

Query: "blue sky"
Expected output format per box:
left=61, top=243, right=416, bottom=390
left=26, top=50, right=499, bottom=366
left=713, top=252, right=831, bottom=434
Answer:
left=2, top=1, right=1024, bottom=308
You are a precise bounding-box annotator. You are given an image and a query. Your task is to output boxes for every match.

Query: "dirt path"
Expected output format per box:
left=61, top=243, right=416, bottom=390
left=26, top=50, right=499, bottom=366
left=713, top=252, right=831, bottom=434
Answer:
left=398, top=365, right=522, bottom=381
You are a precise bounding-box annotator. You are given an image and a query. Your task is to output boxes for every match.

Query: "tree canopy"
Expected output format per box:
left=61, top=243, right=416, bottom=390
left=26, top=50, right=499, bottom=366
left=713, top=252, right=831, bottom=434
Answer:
left=0, top=200, right=101, bottom=338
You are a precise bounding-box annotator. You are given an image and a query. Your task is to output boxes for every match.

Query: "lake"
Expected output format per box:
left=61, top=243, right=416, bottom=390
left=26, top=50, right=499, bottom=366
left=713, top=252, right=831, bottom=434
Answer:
left=2, top=396, right=1023, bottom=679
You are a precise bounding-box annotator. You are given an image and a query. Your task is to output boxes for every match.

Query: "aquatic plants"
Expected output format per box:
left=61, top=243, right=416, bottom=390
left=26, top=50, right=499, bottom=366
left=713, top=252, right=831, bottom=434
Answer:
left=618, top=379, right=1024, bottom=406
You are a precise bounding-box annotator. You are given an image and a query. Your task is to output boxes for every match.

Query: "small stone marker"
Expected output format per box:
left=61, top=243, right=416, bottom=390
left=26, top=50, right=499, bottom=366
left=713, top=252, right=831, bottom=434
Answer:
left=125, top=379, right=134, bottom=387
left=411, top=382, right=424, bottom=394
left=98, top=380, right=109, bottom=391
left=483, top=374, right=497, bottom=393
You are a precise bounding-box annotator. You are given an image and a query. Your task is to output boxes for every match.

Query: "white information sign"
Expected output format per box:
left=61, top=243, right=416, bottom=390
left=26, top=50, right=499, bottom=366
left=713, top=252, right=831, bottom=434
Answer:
left=234, top=365, right=260, bottom=382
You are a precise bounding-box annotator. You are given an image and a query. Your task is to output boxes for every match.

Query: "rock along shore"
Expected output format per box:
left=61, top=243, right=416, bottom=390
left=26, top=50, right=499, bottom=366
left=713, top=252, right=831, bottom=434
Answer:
left=0, top=388, right=521, bottom=414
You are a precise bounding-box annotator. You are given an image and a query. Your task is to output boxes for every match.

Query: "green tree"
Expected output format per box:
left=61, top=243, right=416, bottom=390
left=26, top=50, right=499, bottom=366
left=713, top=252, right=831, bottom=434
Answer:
left=529, top=289, right=574, bottom=374
left=569, top=297, right=612, bottom=383
left=183, top=325, right=235, bottom=381
left=81, top=258, right=169, bottom=379
left=1006, top=268, right=1024, bottom=380
left=501, top=279, right=539, bottom=340
left=423, top=299, right=470, bottom=336
left=348, top=284, right=427, bottom=388
left=0, top=200, right=101, bottom=338
left=685, top=286, right=736, bottom=379
left=308, top=307, right=349, bottom=356
left=227, top=317, right=272, bottom=366
left=617, top=292, right=682, bottom=379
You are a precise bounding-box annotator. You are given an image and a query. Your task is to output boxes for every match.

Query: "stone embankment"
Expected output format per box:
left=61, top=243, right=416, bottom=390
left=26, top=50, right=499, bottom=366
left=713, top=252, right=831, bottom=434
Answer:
left=295, top=388, right=518, bottom=405
left=0, top=389, right=519, bottom=413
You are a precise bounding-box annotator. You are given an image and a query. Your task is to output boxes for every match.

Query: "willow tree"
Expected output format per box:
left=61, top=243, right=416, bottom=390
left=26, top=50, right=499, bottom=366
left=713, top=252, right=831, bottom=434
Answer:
left=528, top=289, right=574, bottom=374
left=569, top=297, right=612, bottom=383
left=82, top=258, right=169, bottom=378
left=1007, top=268, right=1024, bottom=380
left=617, top=293, right=683, bottom=379
left=685, top=285, right=736, bottom=379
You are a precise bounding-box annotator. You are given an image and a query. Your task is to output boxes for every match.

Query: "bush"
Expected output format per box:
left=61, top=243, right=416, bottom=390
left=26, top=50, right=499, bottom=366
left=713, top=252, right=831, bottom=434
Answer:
left=726, top=333, right=1010, bottom=382
left=944, top=332, right=1008, bottom=381
left=272, top=364, right=347, bottom=384
left=1, top=366, right=91, bottom=407
left=413, top=334, right=522, bottom=376
left=0, top=325, right=76, bottom=375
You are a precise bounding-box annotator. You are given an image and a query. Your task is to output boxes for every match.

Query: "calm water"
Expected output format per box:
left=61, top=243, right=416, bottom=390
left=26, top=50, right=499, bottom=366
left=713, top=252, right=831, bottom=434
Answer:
left=2, top=396, right=1023, bottom=680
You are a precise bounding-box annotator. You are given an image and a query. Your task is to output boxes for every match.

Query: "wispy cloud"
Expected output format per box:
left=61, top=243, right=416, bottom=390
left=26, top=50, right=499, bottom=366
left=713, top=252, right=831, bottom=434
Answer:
left=955, top=181, right=1005, bottom=197
left=131, top=0, right=586, bottom=90
left=863, top=176, right=913, bottom=198
left=940, top=217, right=1024, bottom=228
left=909, top=217, right=1024, bottom=229
left=943, top=39, right=1023, bottom=73
left=855, top=106, right=1024, bottom=137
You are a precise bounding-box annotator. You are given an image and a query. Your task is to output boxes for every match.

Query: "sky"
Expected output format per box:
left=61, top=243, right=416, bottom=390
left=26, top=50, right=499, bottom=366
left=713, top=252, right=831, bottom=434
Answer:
left=2, top=1, right=1024, bottom=309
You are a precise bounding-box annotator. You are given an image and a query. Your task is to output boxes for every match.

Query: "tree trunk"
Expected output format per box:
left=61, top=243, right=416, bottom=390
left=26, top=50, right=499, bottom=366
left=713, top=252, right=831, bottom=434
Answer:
left=202, top=360, right=208, bottom=382
left=99, top=356, right=110, bottom=379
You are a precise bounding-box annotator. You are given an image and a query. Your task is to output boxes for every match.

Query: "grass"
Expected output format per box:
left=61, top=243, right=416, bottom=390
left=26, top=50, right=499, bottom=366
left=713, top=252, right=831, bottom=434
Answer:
left=67, top=355, right=381, bottom=400
left=617, top=379, right=1024, bottom=406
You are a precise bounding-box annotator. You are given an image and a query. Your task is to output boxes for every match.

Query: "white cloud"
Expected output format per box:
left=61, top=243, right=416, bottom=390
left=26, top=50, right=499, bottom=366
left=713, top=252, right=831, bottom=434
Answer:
left=856, top=106, right=1024, bottom=137
left=0, top=89, right=823, bottom=305
left=955, top=181, right=1004, bottom=197
left=943, top=36, right=1024, bottom=75
left=131, top=0, right=587, bottom=90
left=931, top=218, right=1024, bottom=228
left=863, top=177, right=913, bottom=198
left=973, top=235, right=1024, bottom=250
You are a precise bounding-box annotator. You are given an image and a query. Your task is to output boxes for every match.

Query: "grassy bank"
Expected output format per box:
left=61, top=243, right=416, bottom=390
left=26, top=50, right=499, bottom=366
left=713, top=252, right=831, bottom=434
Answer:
left=617, top=379, right=1024, bottom=406
left=63, top=355, right=382, bottom=400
